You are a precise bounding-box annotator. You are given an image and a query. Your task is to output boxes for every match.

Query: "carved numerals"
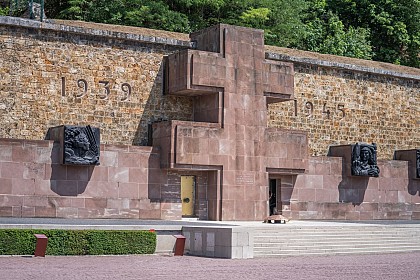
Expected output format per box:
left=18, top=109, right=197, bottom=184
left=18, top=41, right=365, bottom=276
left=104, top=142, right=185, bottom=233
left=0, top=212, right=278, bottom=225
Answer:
left=98, top=81, right=110, bottom=99
left=322, top=102, right=331, bottom=119
left=76, top=79, right=88, bottom=98
left=305, top=101, right=314, bottom=117
left=120, top=83, right=132, bottom=102
left=337, top=104, right=345, bottom=118
left=294, top=100, right=346, bottom=119
left=61, top=77, right=132, bottom=101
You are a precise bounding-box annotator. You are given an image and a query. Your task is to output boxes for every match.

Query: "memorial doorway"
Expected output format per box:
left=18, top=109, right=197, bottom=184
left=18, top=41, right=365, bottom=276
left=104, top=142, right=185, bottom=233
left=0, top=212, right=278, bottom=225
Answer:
left=269, top=179, right=281, bottom=215
left=181, top=176, right=196, bottom=217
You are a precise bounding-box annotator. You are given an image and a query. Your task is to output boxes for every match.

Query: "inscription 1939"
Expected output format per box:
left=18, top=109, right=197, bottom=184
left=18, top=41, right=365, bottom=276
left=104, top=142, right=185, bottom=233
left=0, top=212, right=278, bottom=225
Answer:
left=61, top=77, right=132, bottom=101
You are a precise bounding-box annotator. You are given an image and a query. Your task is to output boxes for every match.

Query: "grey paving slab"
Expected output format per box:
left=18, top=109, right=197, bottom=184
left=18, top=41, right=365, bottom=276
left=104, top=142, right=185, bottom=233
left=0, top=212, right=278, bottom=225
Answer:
left=0, top=217, right=237, bottom=231
left=0, top=252, right=419, bottom=280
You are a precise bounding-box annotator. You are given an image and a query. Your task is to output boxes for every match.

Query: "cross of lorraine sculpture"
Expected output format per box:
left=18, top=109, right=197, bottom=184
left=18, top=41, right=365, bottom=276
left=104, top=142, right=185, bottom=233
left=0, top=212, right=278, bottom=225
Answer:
left=153, top=24, right=308, bottom=221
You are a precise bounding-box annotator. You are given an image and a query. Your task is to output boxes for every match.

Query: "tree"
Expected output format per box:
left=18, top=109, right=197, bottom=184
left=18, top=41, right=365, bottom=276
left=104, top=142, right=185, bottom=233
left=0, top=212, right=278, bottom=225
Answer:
left=38, top=0, right=419, bottom=67
left=166, top=0, right=225, bottom=31
left=59, top=0, right=191, bottom=33
left=327, top=0, right=420, bottom=67
left=252, top=0, right=308, bottom=47
left=0, top=6, right=8, bottom=16
left=297, top=0, right=373, bottom=59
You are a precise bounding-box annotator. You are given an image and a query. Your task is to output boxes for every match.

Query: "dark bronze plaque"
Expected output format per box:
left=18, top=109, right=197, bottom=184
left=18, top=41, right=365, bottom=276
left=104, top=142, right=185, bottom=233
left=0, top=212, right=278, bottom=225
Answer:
left=64, top=125, right=100, bottom=165
left=351, top=143, right=379, bottom=177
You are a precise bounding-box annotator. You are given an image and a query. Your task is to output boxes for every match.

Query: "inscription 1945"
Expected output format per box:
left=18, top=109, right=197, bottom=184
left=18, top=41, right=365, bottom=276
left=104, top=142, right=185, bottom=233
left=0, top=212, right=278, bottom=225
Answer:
left=293, top=100, right=346, bottom=119
left=61, top=77, right=132, bottom=101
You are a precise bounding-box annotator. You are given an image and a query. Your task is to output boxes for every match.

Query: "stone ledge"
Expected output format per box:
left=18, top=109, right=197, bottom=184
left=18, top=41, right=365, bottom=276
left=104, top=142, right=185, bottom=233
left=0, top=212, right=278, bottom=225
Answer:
left=0, top=16, right=192, bottom=48
left=2, top=16, right=418, bottom=81
left=266, top=52, right=420, bottom=81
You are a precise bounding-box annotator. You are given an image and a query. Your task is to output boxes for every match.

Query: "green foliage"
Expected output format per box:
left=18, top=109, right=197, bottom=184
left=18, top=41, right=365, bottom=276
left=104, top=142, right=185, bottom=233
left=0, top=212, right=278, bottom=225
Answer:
left=233, top=0, right=308, bottom=47
left=240, top=7, right=270, bottom=27
left=86, top=230, right=156, bottom=255
left=0, top=6, right=9, bottom=16
left=39, top=0, right=420, bottom=67
left=167, top=0, right=226, bottom=30
left=59, top=0, right=190, bottom=32
left=59, top=0, right=91, bottom=20
left=0, top=230, right=37, bottom=255
left=0, top=229, right=156, bottom=255
left=123, top=1, right=191, bottom=33
left=298, top=0, right=373, bottom=59
left=327, top=0, right=420, bottom=67
left=45, top=230, right=88, bottom=255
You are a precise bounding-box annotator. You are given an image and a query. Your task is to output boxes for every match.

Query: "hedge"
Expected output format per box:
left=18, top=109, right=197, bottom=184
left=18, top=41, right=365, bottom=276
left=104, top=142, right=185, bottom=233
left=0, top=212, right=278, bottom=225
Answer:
left=0, top=229, right=156, bottom=255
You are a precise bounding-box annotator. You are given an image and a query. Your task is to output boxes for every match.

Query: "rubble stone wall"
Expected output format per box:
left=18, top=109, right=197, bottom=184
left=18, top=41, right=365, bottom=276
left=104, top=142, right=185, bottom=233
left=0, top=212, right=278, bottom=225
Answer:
left=268, top=65, right=420, bottom=159
left=0, top=20, right=193, bottom=147
left=1, top=18, right=419, bottom=159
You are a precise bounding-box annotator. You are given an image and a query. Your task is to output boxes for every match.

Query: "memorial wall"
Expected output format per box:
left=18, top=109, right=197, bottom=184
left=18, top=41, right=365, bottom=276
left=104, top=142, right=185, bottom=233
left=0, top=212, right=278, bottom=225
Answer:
left=0, top=16, right=419, bottom=220
left=1, top=17, right=419, bottom=158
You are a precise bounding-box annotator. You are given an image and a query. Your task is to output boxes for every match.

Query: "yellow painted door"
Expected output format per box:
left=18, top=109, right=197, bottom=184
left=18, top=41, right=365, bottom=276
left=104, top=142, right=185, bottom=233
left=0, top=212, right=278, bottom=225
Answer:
left=181, top=176, right=195, bottom=216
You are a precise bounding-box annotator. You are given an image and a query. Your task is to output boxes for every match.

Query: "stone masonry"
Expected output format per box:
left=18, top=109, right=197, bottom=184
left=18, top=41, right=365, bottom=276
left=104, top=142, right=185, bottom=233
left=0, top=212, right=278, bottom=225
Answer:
left=0, top=17, right=420, bottom=220
left=154, top=25, right=307, bottom=220
left=0, top=17, right=419, bottom=159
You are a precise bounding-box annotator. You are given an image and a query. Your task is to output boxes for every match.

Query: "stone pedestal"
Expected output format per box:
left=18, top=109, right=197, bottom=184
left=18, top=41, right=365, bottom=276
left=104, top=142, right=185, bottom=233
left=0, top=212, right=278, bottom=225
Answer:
left=394, top=149, right=420, bottom=179
left=329, top=143, right=379, bottom=177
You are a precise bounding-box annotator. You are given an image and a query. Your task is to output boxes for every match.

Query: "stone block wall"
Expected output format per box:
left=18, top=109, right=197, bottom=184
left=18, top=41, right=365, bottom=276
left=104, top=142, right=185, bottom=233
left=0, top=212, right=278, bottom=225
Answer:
left=0, top=138, right=164, bottom=218
left=1, top=17, right=419, bottom=159
left=183, top=226, right=254, bottom=259
left=281, top=156, right=420, bottom=220
left=1, top=18, right=420, bottom=221
left=0, top=18, right=193, bottom=147
left=268, top=63, right=420, bottom=159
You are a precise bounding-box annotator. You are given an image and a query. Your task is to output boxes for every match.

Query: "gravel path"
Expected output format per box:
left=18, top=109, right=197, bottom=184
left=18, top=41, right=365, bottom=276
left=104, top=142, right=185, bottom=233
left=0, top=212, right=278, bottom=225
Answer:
left=1, top=252, right=419, bottom=280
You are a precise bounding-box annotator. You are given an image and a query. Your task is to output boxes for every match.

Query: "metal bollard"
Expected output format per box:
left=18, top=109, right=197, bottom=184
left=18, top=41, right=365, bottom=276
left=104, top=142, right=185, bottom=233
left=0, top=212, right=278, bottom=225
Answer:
left=173, top=235, right=186, bottom=256
left=34, top=234, right=48, bottom=257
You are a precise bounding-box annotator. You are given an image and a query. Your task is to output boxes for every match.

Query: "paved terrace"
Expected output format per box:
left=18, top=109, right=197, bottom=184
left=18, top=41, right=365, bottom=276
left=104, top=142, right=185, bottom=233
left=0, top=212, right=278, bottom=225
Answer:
left=1, top=218, right=420, bottom=279
left=1, top=217, right=420, bottom=228
left=2, top=218, right=420, bottom=258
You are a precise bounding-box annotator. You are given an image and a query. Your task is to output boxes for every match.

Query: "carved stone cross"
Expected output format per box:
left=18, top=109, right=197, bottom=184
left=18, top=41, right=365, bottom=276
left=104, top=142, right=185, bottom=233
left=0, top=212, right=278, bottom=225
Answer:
left=155, top=24, right=307, bottom=220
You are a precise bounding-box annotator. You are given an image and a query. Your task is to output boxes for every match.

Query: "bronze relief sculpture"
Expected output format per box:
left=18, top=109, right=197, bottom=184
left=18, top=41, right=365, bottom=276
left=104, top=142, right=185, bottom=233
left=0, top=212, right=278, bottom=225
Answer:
left=351, top=143, right=379, bottom=177
left=64, top=125, right=100, bottom=165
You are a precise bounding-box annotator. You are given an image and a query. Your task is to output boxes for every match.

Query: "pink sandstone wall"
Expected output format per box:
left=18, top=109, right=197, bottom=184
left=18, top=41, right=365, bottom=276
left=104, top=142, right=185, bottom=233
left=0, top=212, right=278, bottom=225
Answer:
left=0, top=18, right=419, bottom=221
left=281, top=157, right=420, bottom=220
left=0, top=137, right=214, bottom=220
left=0, top=137, right=419, bottom=220
left=0, top=138, right=163, bottom=218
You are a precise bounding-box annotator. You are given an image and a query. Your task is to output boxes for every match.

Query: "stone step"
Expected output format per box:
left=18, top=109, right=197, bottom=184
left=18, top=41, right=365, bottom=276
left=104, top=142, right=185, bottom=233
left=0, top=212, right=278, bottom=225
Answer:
left=254, top=230, right=420, bottom=236
left=255, top=236, right=419, bottom=243
left=253, top=228, right=420, bottom=233
left=255, top=241, right=420, bottom=249
left=255, top=237, right=420, bottom=243
left=255, top=247, right=420, bottom=257
left=255, top=240, right=420, bottom=248
left=255, top=233, right=419, bottom=238
left=253, top=243, right=420, bottom=250
left=252, top=225, right=420, bottom=257
left=254, top=229, right=420, bottom=234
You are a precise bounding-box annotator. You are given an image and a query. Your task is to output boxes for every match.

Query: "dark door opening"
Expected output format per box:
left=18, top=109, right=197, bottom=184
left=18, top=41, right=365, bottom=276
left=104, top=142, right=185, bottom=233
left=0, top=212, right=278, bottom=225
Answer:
left=269, top=179, right=277, bottom=215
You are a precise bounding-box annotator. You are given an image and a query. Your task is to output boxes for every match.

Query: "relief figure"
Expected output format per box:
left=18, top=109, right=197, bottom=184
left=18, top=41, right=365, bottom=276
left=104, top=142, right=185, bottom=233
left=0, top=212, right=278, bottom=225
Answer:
left=64, top=125, right=100, bottom=165
left=351, top=143, right=379, bottom=177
